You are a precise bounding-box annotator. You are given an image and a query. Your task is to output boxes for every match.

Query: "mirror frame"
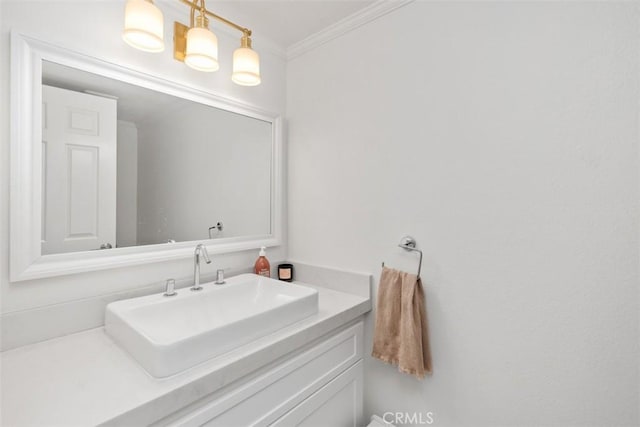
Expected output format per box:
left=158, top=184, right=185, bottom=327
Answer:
left=9, top=31, right=283, bottom=282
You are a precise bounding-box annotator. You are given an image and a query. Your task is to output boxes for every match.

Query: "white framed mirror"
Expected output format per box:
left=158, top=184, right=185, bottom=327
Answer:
left=9, top=31, right=283, bottom=282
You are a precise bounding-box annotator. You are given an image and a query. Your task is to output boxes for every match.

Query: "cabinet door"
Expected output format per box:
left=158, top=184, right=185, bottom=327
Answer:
left=271, top=360, right=363, bottom=427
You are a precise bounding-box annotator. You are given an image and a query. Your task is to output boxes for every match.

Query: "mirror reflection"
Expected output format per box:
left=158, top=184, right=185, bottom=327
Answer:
left=41, top=61, right=272, bottom=255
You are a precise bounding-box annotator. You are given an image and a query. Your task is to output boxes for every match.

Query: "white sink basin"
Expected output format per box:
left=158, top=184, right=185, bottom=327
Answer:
left=105, top=274, right=318, bottom=378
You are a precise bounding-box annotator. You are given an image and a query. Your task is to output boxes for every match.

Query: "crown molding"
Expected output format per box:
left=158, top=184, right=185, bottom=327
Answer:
left=155, top=0, right=415, bottom=62
left=286, top=0, right=415, bottom=60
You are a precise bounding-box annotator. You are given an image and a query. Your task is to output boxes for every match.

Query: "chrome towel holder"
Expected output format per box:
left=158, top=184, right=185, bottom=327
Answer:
left=382, top=235, right=424, bottom=278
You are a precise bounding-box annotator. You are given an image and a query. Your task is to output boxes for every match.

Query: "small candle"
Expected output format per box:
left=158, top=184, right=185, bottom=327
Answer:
left=278, top=263, right=294, bottom=282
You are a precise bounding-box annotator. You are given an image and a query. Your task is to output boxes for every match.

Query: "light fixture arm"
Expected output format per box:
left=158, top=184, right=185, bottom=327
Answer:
left=178, top=0, right=252, bottom=36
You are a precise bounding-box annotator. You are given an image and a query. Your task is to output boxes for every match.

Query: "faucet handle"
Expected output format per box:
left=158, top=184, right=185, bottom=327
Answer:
left=164, top=279, right=177, bottom=297
left=215, top=269, right=226, bottom=285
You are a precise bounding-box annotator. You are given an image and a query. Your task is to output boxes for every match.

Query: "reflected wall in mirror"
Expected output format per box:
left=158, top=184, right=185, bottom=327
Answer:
left=41, top=61, right=272, bottom=255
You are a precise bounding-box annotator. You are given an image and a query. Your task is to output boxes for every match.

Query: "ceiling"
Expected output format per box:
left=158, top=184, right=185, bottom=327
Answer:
left=42, top=61, right=193, bottom=124
left=163, top=0, right=377, bottom=49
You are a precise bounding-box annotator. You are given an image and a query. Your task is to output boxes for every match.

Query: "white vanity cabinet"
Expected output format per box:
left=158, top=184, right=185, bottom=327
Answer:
left=154, top=321, right=364, bottom=427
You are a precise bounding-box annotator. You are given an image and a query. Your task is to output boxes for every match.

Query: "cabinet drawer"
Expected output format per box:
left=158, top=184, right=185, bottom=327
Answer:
left=163, top=322, right=363, bottom=427
left=271, top=360, right=363, bottom=427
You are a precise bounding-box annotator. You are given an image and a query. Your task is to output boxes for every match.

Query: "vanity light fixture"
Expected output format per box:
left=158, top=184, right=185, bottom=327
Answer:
left=122, top=0, right=261, bottom=86
left=232, top=30, right=261, bottom=86
left=184, top=12, right=219, bottom=72
left=122, top=0, right=165, bottom=52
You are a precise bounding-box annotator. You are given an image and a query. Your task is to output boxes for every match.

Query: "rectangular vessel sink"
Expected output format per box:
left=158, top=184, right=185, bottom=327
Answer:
left=105, top=274, right=318, bottom=378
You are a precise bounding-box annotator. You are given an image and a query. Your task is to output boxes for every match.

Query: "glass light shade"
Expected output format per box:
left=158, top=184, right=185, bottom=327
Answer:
left=232, top=47, right=261, bottom=86
left=185, top=27, right=219, bottom=72
left=122, top=0, right=164, bottom=52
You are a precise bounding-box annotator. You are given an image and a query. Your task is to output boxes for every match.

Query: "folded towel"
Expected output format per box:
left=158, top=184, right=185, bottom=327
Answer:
left=372, top=266, right=432, bottom=379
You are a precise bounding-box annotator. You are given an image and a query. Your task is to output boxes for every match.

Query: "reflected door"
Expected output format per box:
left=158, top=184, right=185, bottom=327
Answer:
left=41, top=85, right=117, bottom=254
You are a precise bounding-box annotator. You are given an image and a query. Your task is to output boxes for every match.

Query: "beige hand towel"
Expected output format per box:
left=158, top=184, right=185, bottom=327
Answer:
left=372, top=266, right=432, bottom=379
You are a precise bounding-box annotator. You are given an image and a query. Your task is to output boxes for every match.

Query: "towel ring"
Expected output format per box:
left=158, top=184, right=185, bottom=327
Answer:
left=382, top=235, right=423, bottom=278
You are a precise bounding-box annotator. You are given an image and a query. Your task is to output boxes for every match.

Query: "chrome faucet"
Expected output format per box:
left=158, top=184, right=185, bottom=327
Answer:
left=191, top=243, right=211, bottom=291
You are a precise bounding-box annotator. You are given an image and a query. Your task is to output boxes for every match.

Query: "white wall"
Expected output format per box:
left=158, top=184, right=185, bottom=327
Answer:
left=116, top=120, right=138, bottom=248
left=0, top=1, right=286, bottom=316
left=287, top=2, right=639, bottom=426
left=136, top=102, right=271, bottom=245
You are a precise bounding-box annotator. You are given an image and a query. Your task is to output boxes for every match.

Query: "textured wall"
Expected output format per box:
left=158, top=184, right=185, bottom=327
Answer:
left=287, top=2, right=639, bottom=425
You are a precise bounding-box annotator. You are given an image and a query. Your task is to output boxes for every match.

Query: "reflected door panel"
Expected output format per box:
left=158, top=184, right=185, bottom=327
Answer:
left=41, top=85, right=117, bottom=254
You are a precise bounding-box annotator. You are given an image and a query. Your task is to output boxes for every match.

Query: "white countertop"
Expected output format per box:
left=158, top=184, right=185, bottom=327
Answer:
left=1, top=282, right=370, bottom=426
